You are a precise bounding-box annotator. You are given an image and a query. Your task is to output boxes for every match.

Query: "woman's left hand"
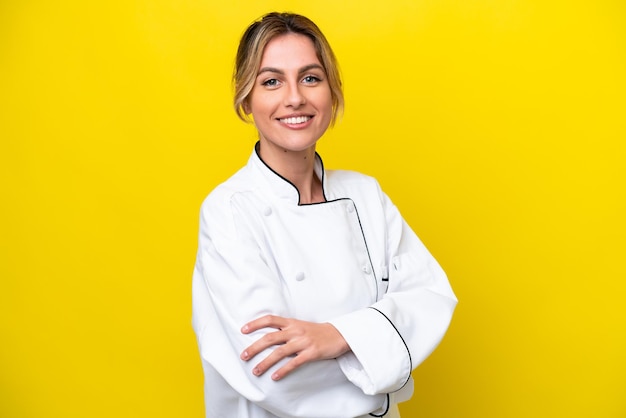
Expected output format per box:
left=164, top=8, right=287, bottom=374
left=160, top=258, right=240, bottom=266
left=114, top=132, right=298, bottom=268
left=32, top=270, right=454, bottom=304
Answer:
left=240, top=315, right=350, bottom=381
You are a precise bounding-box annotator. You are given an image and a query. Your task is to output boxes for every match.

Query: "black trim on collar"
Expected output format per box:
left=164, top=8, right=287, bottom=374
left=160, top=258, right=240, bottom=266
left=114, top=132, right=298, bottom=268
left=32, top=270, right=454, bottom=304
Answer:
left=254, top=141, right=327, bottom=206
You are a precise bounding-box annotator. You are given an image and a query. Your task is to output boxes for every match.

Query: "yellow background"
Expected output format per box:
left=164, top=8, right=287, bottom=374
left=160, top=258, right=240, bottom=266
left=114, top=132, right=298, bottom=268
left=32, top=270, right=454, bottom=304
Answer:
left=1, top=0, right=624, bottom=417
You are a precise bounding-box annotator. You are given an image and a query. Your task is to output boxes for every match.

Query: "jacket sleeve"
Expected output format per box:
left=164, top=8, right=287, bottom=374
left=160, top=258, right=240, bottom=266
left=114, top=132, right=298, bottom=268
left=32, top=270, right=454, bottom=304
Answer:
left=191, top=190, right=386, bottom=418
left=328, top=185, right=458, bottom=395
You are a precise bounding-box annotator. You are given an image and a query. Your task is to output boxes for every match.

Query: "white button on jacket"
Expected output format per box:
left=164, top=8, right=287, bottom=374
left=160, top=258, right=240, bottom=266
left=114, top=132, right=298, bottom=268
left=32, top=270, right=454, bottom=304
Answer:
left=192, top=145, right=458, bottom=418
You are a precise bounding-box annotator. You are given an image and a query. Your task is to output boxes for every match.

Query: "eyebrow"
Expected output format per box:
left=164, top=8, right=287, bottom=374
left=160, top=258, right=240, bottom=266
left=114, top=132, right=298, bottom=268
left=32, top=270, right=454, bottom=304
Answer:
left=257, top=63, right=325, bottom=76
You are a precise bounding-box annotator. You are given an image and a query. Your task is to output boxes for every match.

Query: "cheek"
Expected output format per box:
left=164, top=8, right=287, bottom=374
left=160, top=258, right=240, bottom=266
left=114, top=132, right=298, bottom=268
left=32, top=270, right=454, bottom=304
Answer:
left=319, top=89, right=333, bottom=120
left=248, top=93, right=270, bottom=117
left=314, top=87, right=333, bottom=112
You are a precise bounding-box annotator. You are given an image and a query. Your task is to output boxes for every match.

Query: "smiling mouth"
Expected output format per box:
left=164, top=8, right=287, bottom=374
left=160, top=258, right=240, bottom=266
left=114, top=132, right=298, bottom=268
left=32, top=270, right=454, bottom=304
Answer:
left=278, top=116, right=312, bottom=125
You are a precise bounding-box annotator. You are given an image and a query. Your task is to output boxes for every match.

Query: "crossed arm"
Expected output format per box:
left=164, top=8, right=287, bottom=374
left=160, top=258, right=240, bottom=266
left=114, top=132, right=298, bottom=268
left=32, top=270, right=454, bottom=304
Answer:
left=240, top=315, right=350, bottom=381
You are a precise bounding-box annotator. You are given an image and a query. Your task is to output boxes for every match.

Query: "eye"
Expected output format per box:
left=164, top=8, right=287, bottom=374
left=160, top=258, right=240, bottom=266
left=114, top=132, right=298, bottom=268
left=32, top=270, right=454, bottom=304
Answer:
left=261, top=78, right=281, bottom=88
left=302, top=75, right=322, bottom=84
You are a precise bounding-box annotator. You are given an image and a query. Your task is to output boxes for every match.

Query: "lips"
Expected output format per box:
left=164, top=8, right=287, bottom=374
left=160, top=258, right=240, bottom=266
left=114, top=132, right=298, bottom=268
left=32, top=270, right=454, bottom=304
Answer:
left=278, top=115, right=312, bottom=125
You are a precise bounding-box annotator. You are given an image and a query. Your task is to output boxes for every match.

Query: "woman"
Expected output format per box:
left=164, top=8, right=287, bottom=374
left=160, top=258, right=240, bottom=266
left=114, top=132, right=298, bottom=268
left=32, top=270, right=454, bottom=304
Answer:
left=192, top=12, right=457, bottom=418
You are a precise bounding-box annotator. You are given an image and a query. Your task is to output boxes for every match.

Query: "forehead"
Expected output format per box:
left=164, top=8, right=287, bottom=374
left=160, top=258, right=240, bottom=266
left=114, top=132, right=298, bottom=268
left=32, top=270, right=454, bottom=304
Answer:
left=259, top=33, right=321, bottom=69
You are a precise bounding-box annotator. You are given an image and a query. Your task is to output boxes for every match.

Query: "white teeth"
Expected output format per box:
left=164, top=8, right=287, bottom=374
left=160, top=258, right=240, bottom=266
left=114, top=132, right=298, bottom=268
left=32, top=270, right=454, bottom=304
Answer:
left=280, top=116, right=311, bottom=124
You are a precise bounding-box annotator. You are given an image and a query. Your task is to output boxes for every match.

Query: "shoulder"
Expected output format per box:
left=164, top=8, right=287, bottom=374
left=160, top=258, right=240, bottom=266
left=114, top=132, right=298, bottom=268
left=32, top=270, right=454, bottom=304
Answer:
left=199, top=165, right=263, bottom=224
left=326, top=169, right=399, bottom=222
left=327, top=169, right=380, bottom=186
left=326, top=169, right=384, bottom=197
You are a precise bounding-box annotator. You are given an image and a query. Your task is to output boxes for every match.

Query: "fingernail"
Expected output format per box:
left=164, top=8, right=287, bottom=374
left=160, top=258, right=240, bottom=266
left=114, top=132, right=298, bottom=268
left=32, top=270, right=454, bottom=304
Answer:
left=242, top=325, right=249, bottom=333
left=271, top=373, right=280, bottom=381
left=241, top=351, right=249, bottom=360
left=253, top=367, right=260, bottom=376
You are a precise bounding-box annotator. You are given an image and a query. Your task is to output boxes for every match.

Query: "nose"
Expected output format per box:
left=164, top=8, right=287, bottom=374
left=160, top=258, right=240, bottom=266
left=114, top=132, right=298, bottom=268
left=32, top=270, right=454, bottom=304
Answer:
left=283, top=83, right=306, bottom=108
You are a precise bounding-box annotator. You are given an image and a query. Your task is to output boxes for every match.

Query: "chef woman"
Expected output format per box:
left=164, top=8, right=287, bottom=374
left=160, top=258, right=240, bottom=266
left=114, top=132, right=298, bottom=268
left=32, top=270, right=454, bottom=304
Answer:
left=192, top=12, right=457, bottom=418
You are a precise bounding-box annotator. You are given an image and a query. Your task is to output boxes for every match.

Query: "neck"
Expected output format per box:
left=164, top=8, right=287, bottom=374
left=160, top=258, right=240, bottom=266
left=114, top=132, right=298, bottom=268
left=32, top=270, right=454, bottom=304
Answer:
left=257, top=141, right=325, bottom=204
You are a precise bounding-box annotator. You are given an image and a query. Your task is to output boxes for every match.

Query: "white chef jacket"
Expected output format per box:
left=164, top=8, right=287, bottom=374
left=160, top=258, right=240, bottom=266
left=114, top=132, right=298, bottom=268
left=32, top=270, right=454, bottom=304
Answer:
left=192, top=145, right=458, bottom=418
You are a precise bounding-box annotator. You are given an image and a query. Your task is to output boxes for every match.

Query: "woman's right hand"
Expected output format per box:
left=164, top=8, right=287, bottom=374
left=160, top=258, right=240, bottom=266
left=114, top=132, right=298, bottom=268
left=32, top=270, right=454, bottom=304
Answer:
left=240, top=315, right=350, bottom=381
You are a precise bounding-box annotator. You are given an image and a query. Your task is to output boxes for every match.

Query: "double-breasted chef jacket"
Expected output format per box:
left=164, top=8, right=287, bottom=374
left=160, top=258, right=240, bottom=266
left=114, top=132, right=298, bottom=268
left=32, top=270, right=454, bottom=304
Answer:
left=192, top=144, right=458, bottom=418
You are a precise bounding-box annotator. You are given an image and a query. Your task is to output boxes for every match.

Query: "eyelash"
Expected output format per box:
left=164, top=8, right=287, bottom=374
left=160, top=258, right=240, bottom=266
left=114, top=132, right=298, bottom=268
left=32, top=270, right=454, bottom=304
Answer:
left=262, top=79, right=280, bottom=87
left=302, top=75, right=321, bottom=84
left=260, top=75, right=323, bottom=88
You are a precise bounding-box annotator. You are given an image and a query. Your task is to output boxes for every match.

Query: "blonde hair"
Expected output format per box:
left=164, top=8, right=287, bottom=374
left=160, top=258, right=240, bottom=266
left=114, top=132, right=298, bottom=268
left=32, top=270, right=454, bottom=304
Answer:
left=233, top=12, right=344, bottom=125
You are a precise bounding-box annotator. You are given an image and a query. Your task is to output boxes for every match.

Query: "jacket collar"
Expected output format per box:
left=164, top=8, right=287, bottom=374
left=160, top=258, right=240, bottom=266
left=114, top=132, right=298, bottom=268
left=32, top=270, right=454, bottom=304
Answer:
left=248, top=142, right=328, bottom=205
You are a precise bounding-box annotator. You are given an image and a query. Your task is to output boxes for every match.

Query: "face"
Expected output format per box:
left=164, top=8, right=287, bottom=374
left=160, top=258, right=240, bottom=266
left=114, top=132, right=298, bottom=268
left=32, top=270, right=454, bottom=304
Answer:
left=246, top=33, right=333, bottom=154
